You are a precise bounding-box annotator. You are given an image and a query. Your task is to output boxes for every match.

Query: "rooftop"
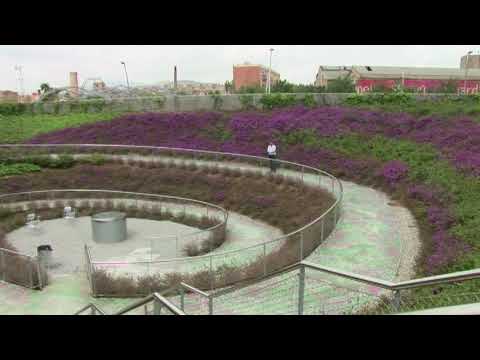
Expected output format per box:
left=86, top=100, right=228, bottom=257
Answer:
left=234, top=63, right=280, bottom=75
left=317, top=66, right=353, bottom=80
left=352, top=65, right=480, bottom=80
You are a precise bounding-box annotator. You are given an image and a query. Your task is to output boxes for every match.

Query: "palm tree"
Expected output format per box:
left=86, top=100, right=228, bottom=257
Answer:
left=39, top=83, right=51, bottom=94
left=225, top=80, right=234, bottom=94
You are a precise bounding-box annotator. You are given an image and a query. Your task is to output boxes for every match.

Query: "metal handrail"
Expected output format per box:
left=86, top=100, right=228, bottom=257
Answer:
left=0, top=143, right=344, bottom=202
left=0, top=189, right=229, bottom=262
left=302, top=261, right=480, bottom=291
left=113, top=290, right=186, bottom=315
left=0, top=247, right=44, bottom=290
left=113, top=294, right=156, bottom=315
left=80, top=260, right=480, bottom=315
left=0, top=144, right=343, bottom=263
left=74, top=303, right=106, bottom=315
left=0, top=189, right=228, bottom=237
left=180, top=282, right=210, bottom=298
left=199, top=260, right=480, bottom=308
left=0, top=144, right=345, bottom=299
left=152, top=293, right=186, bottom=315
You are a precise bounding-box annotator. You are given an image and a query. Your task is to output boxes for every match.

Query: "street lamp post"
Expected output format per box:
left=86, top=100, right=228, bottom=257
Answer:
left=120, top=61, right=130, bottom=90
left=464, top=51, right=473, bottom=95
left=267, top=48, right=274, bottom=94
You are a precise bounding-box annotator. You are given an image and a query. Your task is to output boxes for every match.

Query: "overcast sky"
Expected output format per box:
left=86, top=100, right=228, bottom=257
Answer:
left=2, top=45, right=480, bottom=93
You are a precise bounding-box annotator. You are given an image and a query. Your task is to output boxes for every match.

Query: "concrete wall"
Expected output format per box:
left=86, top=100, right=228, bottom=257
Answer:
left=26, top=93, right=469, bottom=115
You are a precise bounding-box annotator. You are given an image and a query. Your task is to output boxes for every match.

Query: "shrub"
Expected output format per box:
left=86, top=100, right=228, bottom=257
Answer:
left=239, top=94, right=255, bottom=110
left=0, top=163, right=41, bottom=177
left=80, top=154, right=106, bottom=166
left=210, top=94, right=223, bottom=110
left=326, top=75, right=355, bottom=93
left=260, top=94, right=297, bottom=110
left=184, top=243, right=202, bottom=257
left=302, top=94, right=316, bottom=107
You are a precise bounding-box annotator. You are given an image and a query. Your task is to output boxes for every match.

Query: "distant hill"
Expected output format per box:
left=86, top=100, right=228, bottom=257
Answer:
left=107, top=80, right=224, bottom=89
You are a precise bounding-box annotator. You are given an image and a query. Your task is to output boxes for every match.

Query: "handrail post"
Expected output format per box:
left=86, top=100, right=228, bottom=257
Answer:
left=393, top=290, right=401, bottom=313
left=36, top=258, right=43, bottom=289
left=263, top=243, right=267, bottom=277
left=299, top=231, right=304, bottom=261
left=209, top=256, right=214, bottom=291
left=209, top=295, right=213, bottom=315
left=298, top=266, right=305, bottom=315
left=85, top=245, right=96, bottom=297
left=0, top=250, right=5, bottom=282
left=29, top=260, right=34, bottom=289
left=180, top=287, right=185, bottom=311
left=320, top=217, right=325, bottom=242
left=90, top=262, right=96, bottom=297
left=153, top=299, right=162, bottom=315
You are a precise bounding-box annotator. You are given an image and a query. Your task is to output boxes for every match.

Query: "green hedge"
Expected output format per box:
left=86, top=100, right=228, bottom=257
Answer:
left=0, top=163, right=41, bottom=177
left=0, top=97, right=166, bottom=116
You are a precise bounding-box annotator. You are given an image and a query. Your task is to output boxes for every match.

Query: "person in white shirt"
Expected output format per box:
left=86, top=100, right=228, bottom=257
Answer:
left=267, top=142, right=278, bottom=172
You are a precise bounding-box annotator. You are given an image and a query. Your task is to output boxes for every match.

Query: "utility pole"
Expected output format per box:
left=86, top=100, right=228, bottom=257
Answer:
left=14, top=65, right=25, bottom=140
left=14, top=65, right=25, bottom=103
left=464, top=51, right=473, bottom=95
left=120, top=61, right=130, bottom=90
left=174, top=66, right=178, bottom=92
left=267, top=48, right=274, bottom=94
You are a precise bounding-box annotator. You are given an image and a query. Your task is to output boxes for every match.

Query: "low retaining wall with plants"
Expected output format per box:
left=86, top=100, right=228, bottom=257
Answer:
left=0, top=191, right=228, bottom=256
left=1, top=93, right=472, bottom=116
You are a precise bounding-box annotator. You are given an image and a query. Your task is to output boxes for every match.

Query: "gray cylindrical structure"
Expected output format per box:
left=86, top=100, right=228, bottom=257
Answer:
left=37, top=245, right=53, bottom=268
left=91, top=211, right=127, bottom=243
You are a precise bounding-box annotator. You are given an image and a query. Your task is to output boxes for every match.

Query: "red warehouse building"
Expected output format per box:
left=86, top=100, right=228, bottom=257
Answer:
left=351, top=66, right=480, bottom=94
left=315, top=55, right=480, bottom=94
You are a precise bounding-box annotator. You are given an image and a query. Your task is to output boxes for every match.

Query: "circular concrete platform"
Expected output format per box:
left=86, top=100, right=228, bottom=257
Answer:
left=6, top=216, right=207, bottom=276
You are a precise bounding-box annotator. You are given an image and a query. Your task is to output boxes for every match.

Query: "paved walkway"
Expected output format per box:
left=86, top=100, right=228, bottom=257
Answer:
left=0, top=154, right=420, bottom=315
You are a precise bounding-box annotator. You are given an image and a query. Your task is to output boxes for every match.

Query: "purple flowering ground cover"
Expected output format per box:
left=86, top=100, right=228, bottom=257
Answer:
left=26, top=107, right=480, bottom=280
left=28, top=107, right=480, bottom=176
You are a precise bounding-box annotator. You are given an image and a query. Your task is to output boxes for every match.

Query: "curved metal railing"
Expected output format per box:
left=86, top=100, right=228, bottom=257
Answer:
left=74, top=303, right=107, bottom=315
left=0, top=189, right=229, bottom=260
left=0, top=144, right=344, bottom=295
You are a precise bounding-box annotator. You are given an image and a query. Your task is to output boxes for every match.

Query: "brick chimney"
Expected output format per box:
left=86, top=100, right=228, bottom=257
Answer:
left=69, top=72, right=79, bottom=97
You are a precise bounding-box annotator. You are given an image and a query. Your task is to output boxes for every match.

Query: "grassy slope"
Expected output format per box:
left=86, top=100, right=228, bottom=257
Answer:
left=344, top=98, right=480, bottom=121
left=0, top=112, right=123, bottom=143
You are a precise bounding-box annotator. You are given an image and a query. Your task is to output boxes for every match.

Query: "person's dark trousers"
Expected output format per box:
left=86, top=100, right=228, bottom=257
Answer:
left=268, top=154, right=277, bottom=172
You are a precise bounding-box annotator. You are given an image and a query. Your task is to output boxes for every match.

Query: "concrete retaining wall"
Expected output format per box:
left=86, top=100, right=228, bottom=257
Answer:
left=24, top=93, right=468, bottom=114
